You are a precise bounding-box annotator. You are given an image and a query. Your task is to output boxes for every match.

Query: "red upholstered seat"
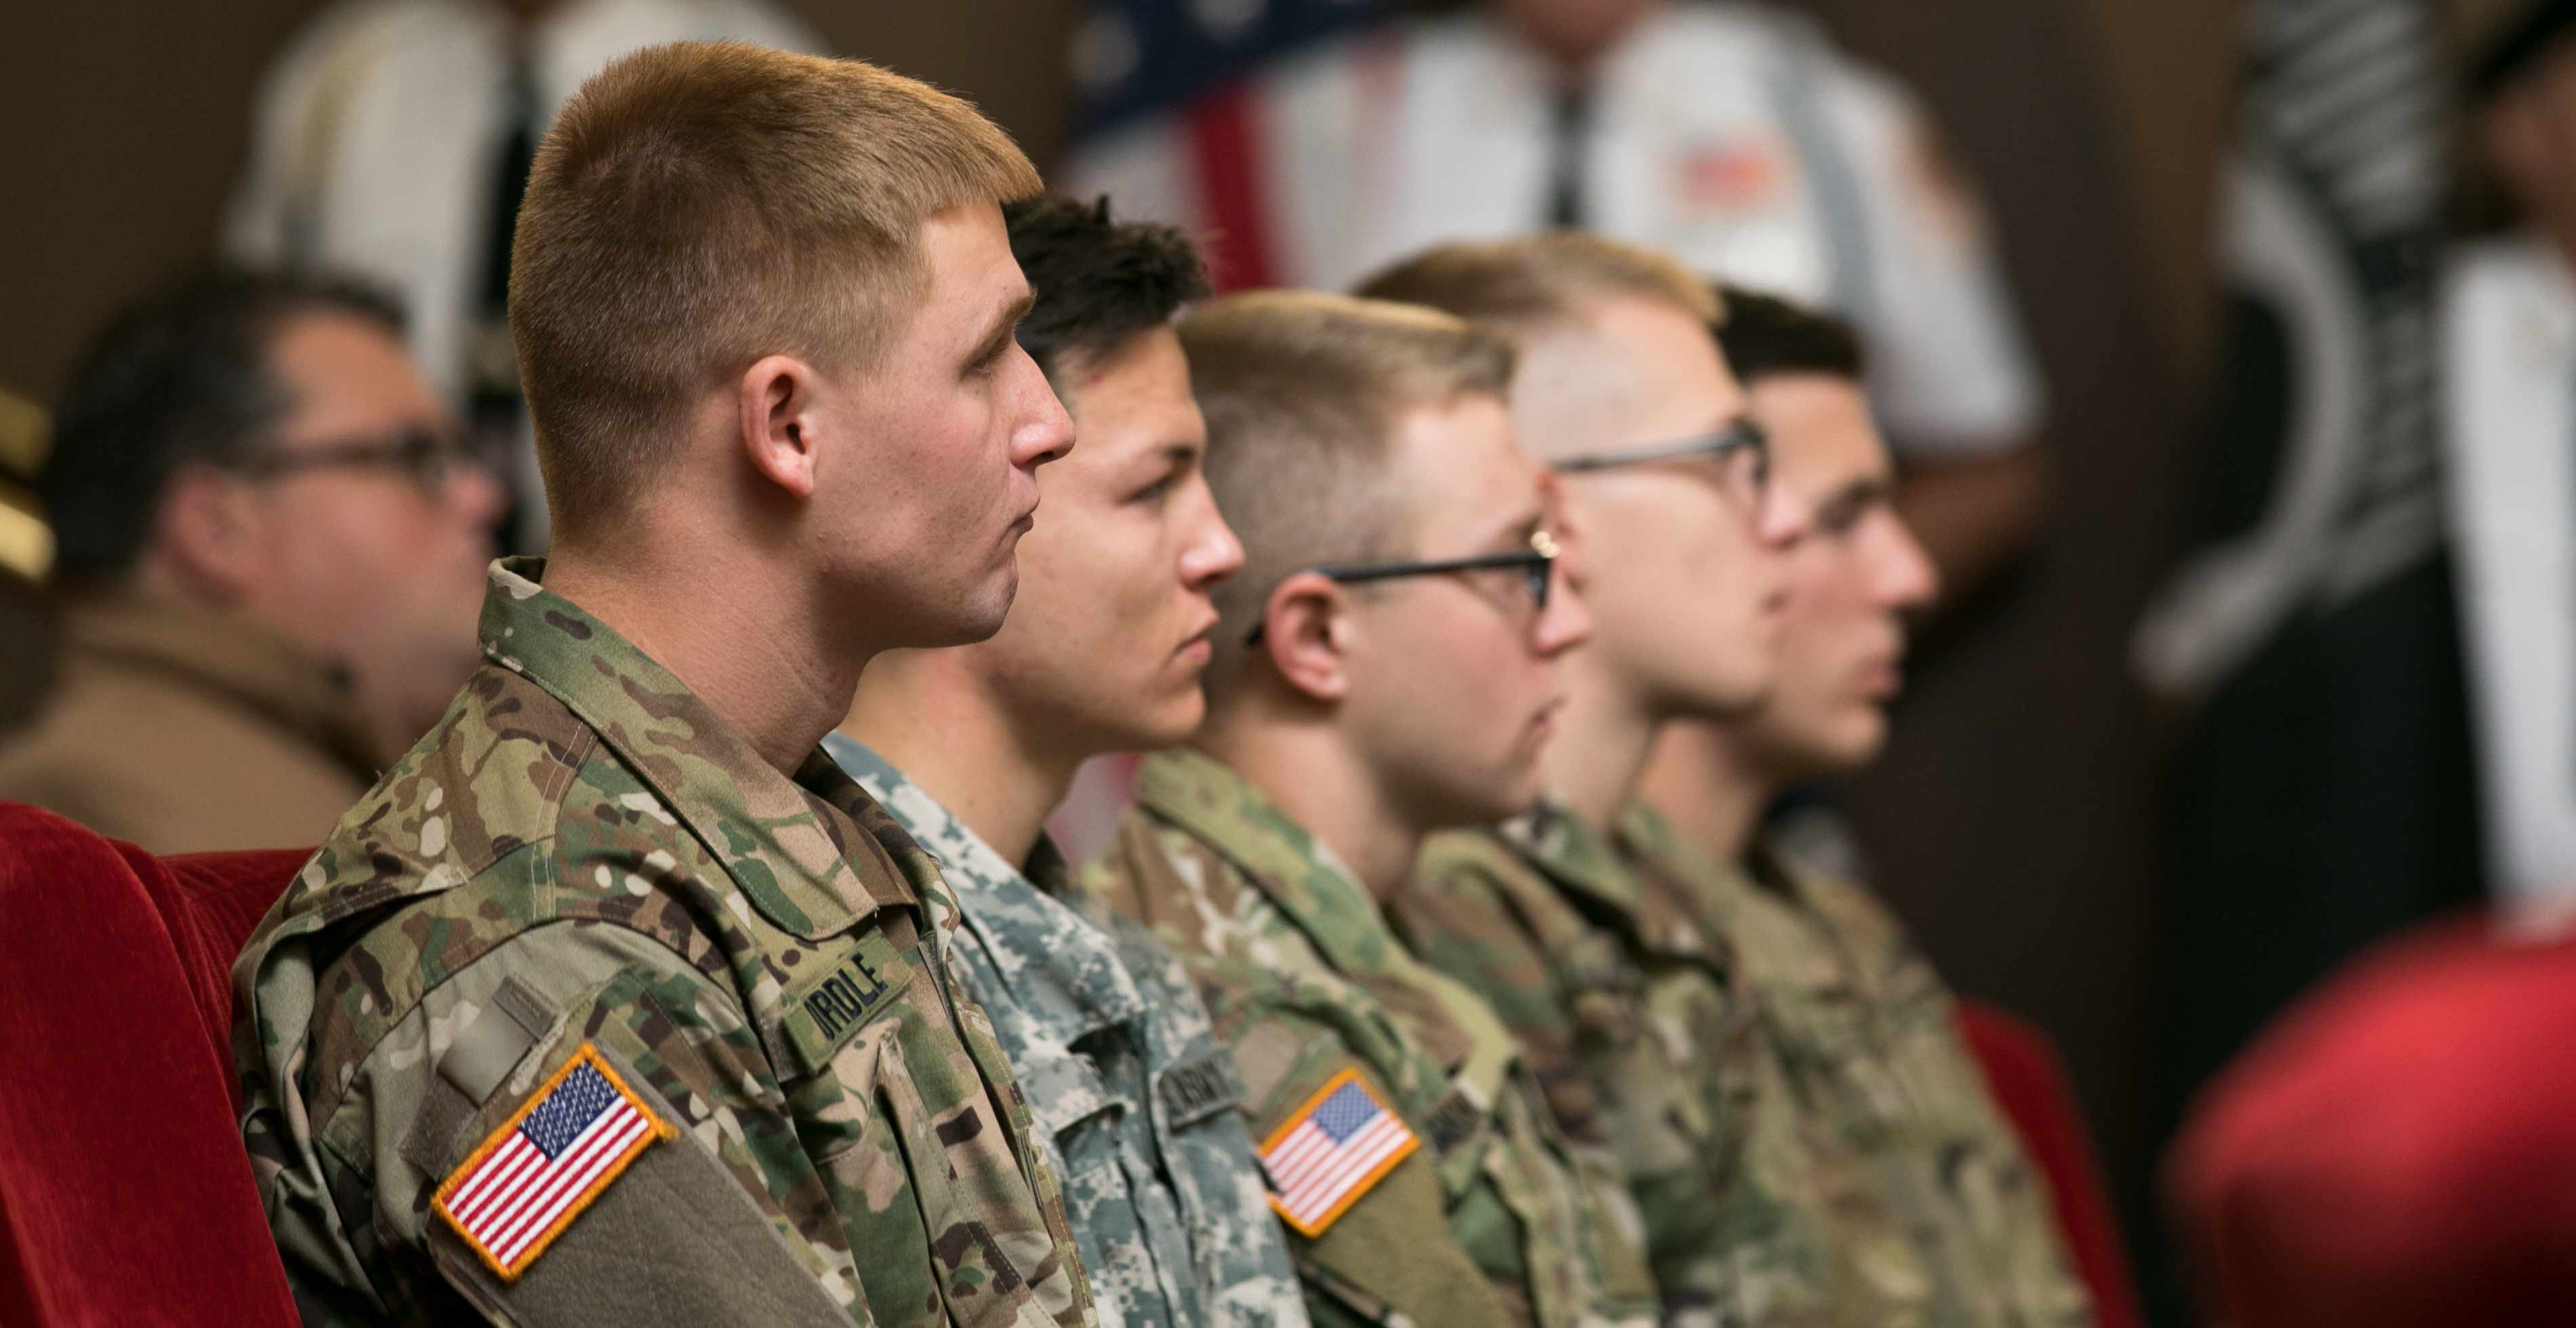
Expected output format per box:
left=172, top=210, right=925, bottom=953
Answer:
left=2168, top=915, right=2576, bottom=1328
left=1955, top=1000, right=2145, bottom=1328
left=0, top=802, right=302, bottom=1327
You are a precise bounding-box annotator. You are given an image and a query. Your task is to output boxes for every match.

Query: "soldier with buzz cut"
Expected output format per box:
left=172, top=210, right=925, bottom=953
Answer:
left=1084, top=290, right=1659, bottom=1328
left=231, top=42, right=1097, bottom=1327
left=826, top=193, right=1307, bottom=1328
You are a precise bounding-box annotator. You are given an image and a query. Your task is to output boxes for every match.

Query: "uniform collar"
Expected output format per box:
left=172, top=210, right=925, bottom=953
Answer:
left=65, top=591, right=385, bottom=775
left=480, top=557, right=909, bottom=939
left=1613, top=798, right=1755, bottom=936
left=1500, top=798, right=1642, bottom=912
left=1135, top=746, right=1410, bottom=985
left=827, top=735, right=1145, bottom=1042
left=1503, top=798, right=1717, bottom=961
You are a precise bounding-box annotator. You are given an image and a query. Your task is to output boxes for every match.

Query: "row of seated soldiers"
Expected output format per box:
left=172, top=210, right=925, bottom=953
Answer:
left=0, top=42, right=2094, bottom=1328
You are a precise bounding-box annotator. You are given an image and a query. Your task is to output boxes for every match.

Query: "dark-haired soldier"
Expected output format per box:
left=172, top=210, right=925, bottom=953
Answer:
left=829, top=195, right=1305, bottom=1327
left=0, top=270, right=502, bottom=850
left=1632, top=288, right=2090, bottom=1327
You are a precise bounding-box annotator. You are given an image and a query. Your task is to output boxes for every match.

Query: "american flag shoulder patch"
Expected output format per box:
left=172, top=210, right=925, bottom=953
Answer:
left=1259, top=1068, right=1419, bottom=1238
left=432, top=1042, right=674, bottom=1281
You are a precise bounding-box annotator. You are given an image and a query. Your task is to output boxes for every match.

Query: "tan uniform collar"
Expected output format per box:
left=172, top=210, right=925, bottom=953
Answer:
left=62, top=591, right=387, bottom=776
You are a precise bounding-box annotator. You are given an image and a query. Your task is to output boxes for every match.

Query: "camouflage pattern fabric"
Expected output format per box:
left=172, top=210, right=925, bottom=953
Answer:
left=1613, top=800, right=2095, bottom=1328
left=1082, top=748, right=1661, bottom=1328
left=827, top=737, right=1309, bottom=1328
left=1400, top=803, right=1740, bottom=1326
left=232, top=558, right=1097, bottom=1328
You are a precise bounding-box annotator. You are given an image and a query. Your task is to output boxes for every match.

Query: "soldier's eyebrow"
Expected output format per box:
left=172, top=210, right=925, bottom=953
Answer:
left=1816, top=473, right=1896, bottom=526
left=963, top=286, right=1037, bottom=372
left=1469, top=508, right=1545, bottom=554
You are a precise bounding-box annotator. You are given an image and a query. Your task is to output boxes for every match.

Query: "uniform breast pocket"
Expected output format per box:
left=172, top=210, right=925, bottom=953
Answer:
left=810, top=1004, right=1071, bottom=1328
left=1017, top=1036, right=1134, bottom=1243
left=1760, top=985, right=1909, bottom=1134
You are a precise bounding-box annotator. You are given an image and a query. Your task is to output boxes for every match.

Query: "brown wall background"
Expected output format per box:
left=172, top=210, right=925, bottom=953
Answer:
left=0, top=0, right=2259, bottom=1302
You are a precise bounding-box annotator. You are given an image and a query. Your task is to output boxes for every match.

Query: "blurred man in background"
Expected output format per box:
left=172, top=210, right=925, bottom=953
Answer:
left=1063, top=0, right=2046, bottom=595
left=0, top=389, right=54, bottom=739
left=0, top=270, right=501, bottom=851
left=2442, top=0, right=2576, bottom=914
left=1086, top=291, right=1659, bottom=1327
left=226, top=0, right=822, bottom=549
left=1627, top=288, right=2092, bottom=1326
left=1355, top=235, right=1791, bottom=1322
left=829, top=194, right=1306, bottom=1328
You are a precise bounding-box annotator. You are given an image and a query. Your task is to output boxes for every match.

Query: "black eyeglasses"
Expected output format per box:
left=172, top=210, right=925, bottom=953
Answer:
left=233, top=425, right=477, bottom=496
left=1551, top=417, right=1770, bottom=492
left=1245, top=528, right=1560, bottom=646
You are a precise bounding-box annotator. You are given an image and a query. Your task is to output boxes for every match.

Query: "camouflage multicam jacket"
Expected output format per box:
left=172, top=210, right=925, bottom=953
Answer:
left=1401, top=803, right=1740, bottom=1325
left=1083, top=749, right=1661, bottom=1328
left=827, top=737, right=1309, bottom=1328
left=1614, top=800, right=2095, bottom=1328
left=231, top=560, right=1096, bottom=1328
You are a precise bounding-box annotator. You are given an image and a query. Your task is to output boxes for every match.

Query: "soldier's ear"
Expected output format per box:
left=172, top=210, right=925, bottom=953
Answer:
left=737, top=354, right=820, bottom=500
left=1262, top=572, right=1349, bottom=703
left=152, top=462, right=265, bottom=603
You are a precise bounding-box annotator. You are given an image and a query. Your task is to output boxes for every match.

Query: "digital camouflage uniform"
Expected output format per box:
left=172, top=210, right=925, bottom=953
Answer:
left=826, top=737, right=1309, bottom=1328
left=1083, top=748, right=1661, bottom=1328
left=1400, top=802, right=1739, bottom=1326
left=1613, top=799, right=2094, bottom=1328
left=232, top=559, right=1097, bottom=1328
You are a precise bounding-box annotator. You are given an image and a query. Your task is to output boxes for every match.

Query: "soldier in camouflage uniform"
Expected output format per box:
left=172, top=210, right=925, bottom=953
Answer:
left=1358, top=235, right=1786, bottom=1324
left=233, top=45, right=1098, bottom=1327
left=1086, top=291, right=1660, bottom=1328
left=1625, top=288, right=2093, bottom=1325
left=1613, top=805, right=2090, bottom=1327
left=828, top=195, right=1307, bottom=1328
left=1402, top=805, right=1741, bottom=1325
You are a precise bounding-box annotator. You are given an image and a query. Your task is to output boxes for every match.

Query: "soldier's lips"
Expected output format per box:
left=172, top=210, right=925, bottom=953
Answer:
left=1859, top=655, right=1904, bottom=700
left=1174, top=617, right=1218, bottom=665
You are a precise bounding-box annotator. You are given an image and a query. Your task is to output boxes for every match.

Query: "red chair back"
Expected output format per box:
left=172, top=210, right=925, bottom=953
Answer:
left=1956, top=1000, right=2147, bottom=1328
left=2169, top=916, right=2576, bottom=1328
left=0, top=802, right=302, bottom=1327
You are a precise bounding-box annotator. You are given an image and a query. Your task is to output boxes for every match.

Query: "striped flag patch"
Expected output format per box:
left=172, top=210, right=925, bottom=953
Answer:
left=432, top=1043, right=673, bottom=1280
left=1259, top=1068, right=1419, bottom=1237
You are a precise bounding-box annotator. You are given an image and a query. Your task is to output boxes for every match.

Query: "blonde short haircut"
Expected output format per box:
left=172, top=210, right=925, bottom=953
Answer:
left=510, top=42, right=1042, bottom=536
left=1353, top=230, right=1722, bottom=336
left=1180, top=290, right=1516, bottom=695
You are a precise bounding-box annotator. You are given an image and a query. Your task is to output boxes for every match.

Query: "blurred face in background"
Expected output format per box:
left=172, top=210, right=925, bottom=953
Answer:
left=966, top=326, right=1243, bottom=759
left=2480, top=37, right=2576, bottom=262
left=1342, top=395, right=1593, bottom=829
left=1728, top=372, right=1937, bottom=779
left=1513, top=294, right=1789, bottom=722
left=229, top=311, right=504, bottom=744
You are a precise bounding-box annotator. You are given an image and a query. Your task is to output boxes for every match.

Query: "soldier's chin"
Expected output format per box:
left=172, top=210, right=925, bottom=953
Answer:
left=911, top=567, right=1019, bottom=648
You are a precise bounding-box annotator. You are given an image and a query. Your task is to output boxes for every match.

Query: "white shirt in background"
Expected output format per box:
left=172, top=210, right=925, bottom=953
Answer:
left=1063, top=3, right=2042, bottom=453
left=2443, top=233, right=2576, bottom=912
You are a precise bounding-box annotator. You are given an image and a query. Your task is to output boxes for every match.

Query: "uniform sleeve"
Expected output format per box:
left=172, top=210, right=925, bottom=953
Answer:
left=1822, top=56, right=2044, bottom=454
left=323, top=922, right=866, bottom=1327
left=1212, top=973, right=1513, bottom=1328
